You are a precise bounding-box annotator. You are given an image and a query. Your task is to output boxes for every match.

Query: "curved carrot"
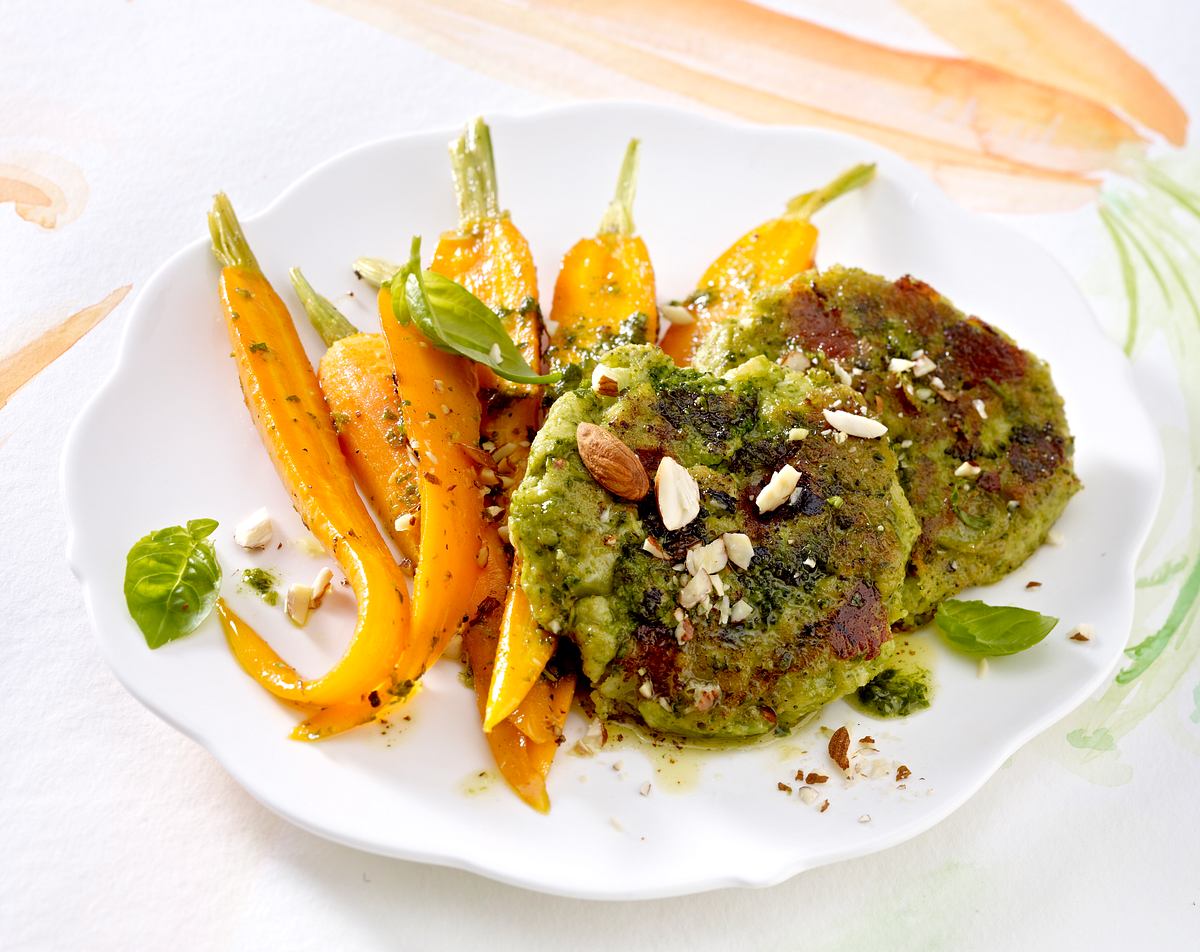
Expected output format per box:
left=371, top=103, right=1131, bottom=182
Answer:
left=508, top=671, right=575, bottom=745
left=483, top=557, right=556, bottom=731
left=660, top=163, right=874, bottom=365
left=433, top=119, right=555, bottom=732
left=290, top=269, right=420, bottom=572
left=378, top=280, right=485, bottom=678
left=209, top=195, right=409, bottom=706
left=462, top=528, right=565, bottom=812
left=291, top=680, right=420, bottom=741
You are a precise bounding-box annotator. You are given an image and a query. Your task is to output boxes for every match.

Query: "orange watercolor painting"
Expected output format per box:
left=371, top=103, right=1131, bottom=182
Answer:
left=899, top=0, right=1187, bottom=145
left=0, top=151, right=88, bottom=230
left=0, top=286, right=130, bottom=410
left=316, top=0, right=1185, bottom=213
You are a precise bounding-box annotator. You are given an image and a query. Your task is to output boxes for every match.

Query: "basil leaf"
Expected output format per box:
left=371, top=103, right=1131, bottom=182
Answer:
left=389, top=235, right=560, bottom=386
left=934, top=598, right=1058, bottom=657
left=124, top=519, right=222, bottom=649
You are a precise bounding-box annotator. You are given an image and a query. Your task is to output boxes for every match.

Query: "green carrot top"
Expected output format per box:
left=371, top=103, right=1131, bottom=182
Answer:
left=208, top=192, right=261, bottom=273
left=597, top=138, right=641, bottom=237
left=449, top=116, right=501, bottom=226
left=289, top=268, right=359, bottom=347
left=785, top=163, right=876, bottom=221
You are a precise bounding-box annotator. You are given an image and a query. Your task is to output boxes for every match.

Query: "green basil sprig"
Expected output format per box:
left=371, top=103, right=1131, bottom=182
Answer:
left=124, top=519, right=222, bottom=649
left=390, top=237, right=560, bottom=386
left=934, top=598, right=1058, bottom=657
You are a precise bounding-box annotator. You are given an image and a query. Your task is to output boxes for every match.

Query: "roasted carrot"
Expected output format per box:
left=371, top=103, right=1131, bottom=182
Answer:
left=508, top=669, right=575, bottom=745
left=423, top=118, right=552, bottom=733
left=290, top=679, right=420, bottom=742
left=378, top=264, right=486, bottom=679
left=462, top=528, right=568, bottom=812
left=483, top=558, right=556, bottom=731
left=546, top=138, right=657, bottom=375
left=659, top=163, right=875, bottom=365
left=289, top=269, right=420, bottom=572
left=208, top=195, right=409, bottom=706
left=432, top=118, right=542, bottom=398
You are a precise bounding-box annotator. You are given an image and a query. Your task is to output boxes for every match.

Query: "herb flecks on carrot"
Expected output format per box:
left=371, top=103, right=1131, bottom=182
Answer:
left=659, top=162, right=875, bottom=365
left=435, top=118, right=555, bottom=736
left=378, top=245, right=485, bottom=679
left=546, top=139, right=657, bottom=377
left=291, top=679, right=420, bottom=742
left=208, top=194, right=410, bottom=706
left=464, top=529, right=568, bottom=813
left=433, top=117, right=542, bottom=397
left=290, top=268, right=420, bottom=570
left=483, top=558, right=556, bottom=731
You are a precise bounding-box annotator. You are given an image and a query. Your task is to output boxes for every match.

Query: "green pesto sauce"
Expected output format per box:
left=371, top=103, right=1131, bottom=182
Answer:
left=240, top=567, right=279, bottom=606
left=849, top=634, right=934, bottom=718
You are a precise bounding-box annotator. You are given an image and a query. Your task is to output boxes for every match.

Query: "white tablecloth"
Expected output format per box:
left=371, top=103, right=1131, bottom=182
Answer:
left=3, top=1, right=1198, bottom=948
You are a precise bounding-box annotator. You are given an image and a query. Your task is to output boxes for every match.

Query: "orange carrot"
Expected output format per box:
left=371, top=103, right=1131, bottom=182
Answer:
left=508, top=671, right=575, bottom=745
left=660, top=163, right=874, bottom=365
left=462, top=528, right=566, bottom=812
left=378, top=276, right=485, bottom=680
left=208, top=195, right=409, bottom=707
left=432, top=118, right=542, bottom=397
left=546, top=139, right=657, bottom=376
left=290, top=269, right=420, bottom=572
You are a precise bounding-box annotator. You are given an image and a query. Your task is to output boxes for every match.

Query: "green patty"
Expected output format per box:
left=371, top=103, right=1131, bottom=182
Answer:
left=693, top=267, right=1080, bottom=626
left=509, top=344, right=919, bottom=739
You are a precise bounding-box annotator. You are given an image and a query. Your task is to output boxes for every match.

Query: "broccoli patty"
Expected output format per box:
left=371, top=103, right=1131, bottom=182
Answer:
left=693, top=267, right=1080, bottom=625
left=509, top=345, right=919, bottom=739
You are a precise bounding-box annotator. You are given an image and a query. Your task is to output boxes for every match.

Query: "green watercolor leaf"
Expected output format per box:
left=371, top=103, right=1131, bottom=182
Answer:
left=1066, top=727, right=1116, bottom=751
left=934, top=599, right=1058, bottom=657
left=389, top=235, right=560, bottom=386
left=124, top=519, right=222, bottom=649
left=1117, top=556, right=1200, bottom=684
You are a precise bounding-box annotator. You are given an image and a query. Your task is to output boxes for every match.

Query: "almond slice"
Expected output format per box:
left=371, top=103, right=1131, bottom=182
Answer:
left=655, top=456, right=700, bottom=530
left=822, top=408, right=888, bottom=439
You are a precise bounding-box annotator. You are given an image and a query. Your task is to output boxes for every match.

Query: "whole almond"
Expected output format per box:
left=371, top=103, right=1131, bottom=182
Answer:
left=575, top=422, right=649, bottom=500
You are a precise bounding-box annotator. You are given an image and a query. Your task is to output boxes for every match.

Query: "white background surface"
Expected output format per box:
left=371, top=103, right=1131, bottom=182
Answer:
left=3, top=1, right=1199, bottom=949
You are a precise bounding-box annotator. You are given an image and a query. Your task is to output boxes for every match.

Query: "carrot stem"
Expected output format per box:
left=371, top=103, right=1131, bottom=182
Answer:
left=785, top=162, right=875, bottom=220
left=207, top=192, right=261, bottom=273
left=289, top=268, right=358, bottom=347
left=449, top=117, right=501, bottom=226
left=354, top=257, right=400, bottom=289
left=597, top=138, right=641, bottom=236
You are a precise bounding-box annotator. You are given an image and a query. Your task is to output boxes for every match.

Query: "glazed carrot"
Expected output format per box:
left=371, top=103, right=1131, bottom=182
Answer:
left=546, top=139, right=657, bottom=374
left=378, top=268, right=485, bottom=679
left=462, top=528, right=566, bottom=812
left=483, top=557, right=556, bottom=731
left=422, top=118, right=550, bottom=730
left=508, top=669, right=575, bottom=745
left=290, top=269, right=420, bottom=572
left=208, top=195, right=409, bottom=706
left=290, top=680, right=420, bottom=741
left=659, top=163, right=875, bottom=365
left=432, top=118, right=542, bottom=397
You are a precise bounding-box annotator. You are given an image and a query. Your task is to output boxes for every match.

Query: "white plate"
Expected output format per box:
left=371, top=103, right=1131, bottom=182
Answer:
left=62, top=103, right=1162, bottom=899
